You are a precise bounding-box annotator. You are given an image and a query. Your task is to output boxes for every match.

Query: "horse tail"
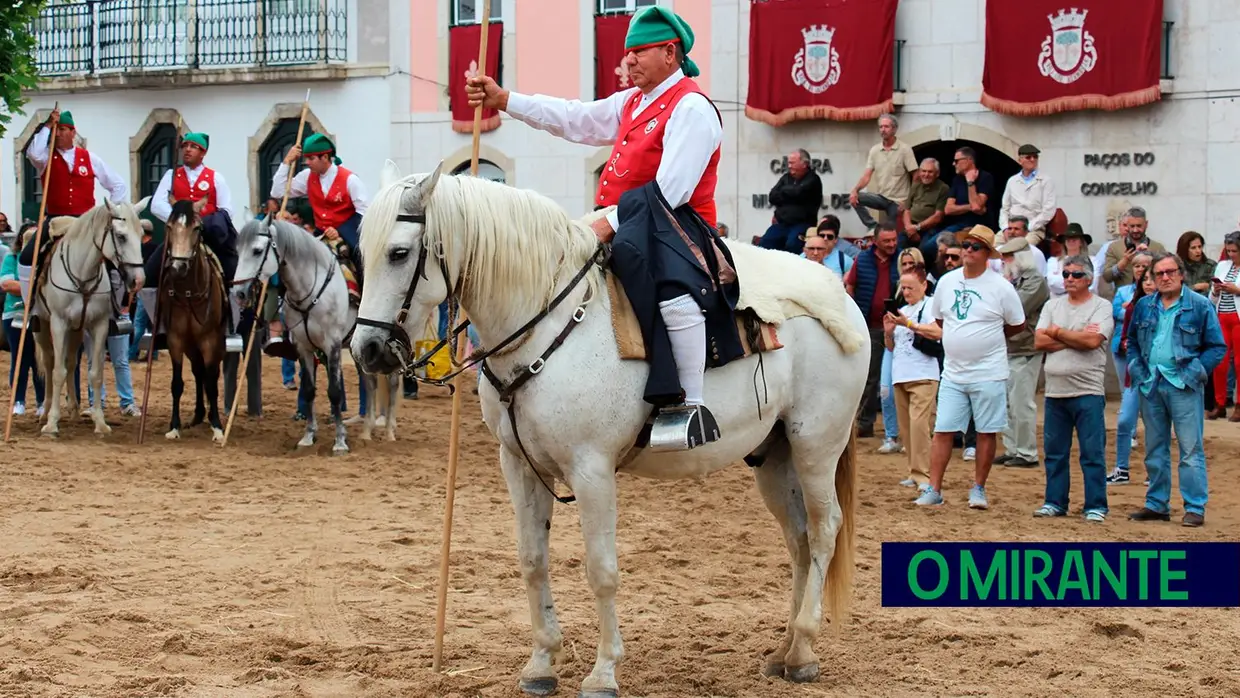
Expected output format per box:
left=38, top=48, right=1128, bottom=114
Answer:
left=825, top=426, right=857, bottom=634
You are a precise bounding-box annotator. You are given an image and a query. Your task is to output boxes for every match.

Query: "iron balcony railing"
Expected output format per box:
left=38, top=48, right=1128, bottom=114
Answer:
left=32, top=0, right=348, bottom=76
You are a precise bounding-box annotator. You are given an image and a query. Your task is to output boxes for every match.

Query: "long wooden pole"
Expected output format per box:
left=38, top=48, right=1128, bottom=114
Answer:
left=220, top=89, right=311, bottom=448
left=136, top=115, right=183, bottom=444
left=432, top=0, right=490, bottom=672
left=5, top=102, right=59, bottom=443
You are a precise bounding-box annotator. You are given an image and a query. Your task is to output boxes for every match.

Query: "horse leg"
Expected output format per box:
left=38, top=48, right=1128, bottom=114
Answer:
left=326, top=348, right=348, bottom=454
left=384, top=373, right=399, bottom=441
left=40, top=318, right=71, bottom=437
left=166, top=347, right=185, bottom=440
left=749, top=432, right=811, bottom=679
left=191, top=368, right=206, bottom=427
left=498, top=445, right=564, bottom=696
left=203, top=357, right=224, bottom=443
left=564, top=458, right=624, bottom=697
left=296, top=353, right=317, bottom=448
left=86, top=321, right=112, bottom=436
left=359, top=362, right=375, bottom=442
left=780, top=428, right=857, bottom=683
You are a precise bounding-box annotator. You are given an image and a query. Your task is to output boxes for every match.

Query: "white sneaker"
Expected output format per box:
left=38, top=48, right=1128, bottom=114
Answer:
left=12, top=402, right=24, bottom=415
left=121, top=404, right=142, bottom=417
left=877, top=438, right=904, bottom=454
left=963, top=447, right=976, bottom=461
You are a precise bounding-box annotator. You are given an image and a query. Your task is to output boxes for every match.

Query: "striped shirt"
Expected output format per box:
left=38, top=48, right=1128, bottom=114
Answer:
left=1221, top=265, right=1239, bottom=314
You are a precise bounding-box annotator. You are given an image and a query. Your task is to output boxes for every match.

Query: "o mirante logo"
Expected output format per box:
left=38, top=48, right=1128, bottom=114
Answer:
left=881, top=542, right=1240, bottom=607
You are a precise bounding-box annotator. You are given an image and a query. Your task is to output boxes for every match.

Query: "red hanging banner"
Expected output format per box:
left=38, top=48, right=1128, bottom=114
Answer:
left=745, top=0, right=897, bottom=126
left=981, top=0, right=1163, bottom=116
left=449, top=22, right=504, bottom=134
left=595, top=14, right=633, bottom=100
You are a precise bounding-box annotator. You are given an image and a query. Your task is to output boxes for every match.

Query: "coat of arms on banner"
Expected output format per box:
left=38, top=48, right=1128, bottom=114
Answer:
left=615, top=61, right=631, bottom=89
left=1037, top=8, right=1097, bottom=84
left=792, top=24, right=841, bottom=94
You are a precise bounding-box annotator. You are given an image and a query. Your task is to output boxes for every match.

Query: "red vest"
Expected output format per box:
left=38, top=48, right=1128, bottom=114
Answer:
left=171, top=166, right=218, bottom=216
left=595, top=77, right=721, bottom=228
left=307, top=166, right=356, bottom=230
left=46, top=147, right=96, bottom=216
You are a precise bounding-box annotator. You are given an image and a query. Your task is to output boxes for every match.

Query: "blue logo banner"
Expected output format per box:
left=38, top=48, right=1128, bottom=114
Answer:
left=882, top=542, right=1240, bottom=607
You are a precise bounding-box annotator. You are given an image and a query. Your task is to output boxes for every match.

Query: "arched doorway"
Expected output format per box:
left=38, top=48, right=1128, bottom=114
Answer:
left=912, top=139, right=1020, bottom=233
left=451, top=159, right=507, bottom=184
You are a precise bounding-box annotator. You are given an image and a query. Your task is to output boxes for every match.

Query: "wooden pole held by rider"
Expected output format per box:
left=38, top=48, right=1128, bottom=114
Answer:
left=5, top=102, right=59, bottom=443
left=432, top=0, right=489, bottom=672
left=136, top=115, right=183, bottom=444
left=221, top=89, right=311, bottom=447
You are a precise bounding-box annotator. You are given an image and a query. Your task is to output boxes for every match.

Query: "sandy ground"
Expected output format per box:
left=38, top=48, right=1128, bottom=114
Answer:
left=1, top=355, right=1239, bottom=698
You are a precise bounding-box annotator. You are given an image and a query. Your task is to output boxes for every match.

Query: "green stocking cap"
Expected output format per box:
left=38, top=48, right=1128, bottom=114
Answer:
left=58, top=110, right=75, bottom=128
left=623, top=5, right=699, bottom=77
left=302, top=133, right=342, bottom=165
left=183, top=132, right=209, bottom=151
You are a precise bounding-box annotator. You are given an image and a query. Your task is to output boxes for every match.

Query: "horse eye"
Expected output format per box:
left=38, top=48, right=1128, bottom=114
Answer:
left=388, top=247, right=410, bottom=263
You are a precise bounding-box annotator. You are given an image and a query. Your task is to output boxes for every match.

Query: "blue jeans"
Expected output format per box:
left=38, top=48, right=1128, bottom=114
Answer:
left=128, top=296, right=156, bottom=361
left=1043, top=394, right=1108, bottom=514
left=84, top=328, right=135, bottom=409
left=758, top=222, right=811, bottom=255
left=1139, top=376, right=1209, bottom=516
left=282, top=358, right=297, bottom=385
left=1113, top=352, right=1141, bottom=471
left=4, top=318, right=44, bottom=407
left=881, top=348, right=899, bottom=440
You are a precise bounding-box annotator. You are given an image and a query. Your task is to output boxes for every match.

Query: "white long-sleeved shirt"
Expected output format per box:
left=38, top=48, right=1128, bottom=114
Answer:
left=25, top=125, right=129, bottom=204
left=999, top=170, right=1057, bottom=234
left=505, top=69, right=723, bottom=231
left=270, top=162, right=369, bottom=218
left=150, top=164, right=236, bottom=223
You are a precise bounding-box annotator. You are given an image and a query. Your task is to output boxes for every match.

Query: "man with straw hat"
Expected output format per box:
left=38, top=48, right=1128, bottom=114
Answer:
left=18, top=108, right=131, bottom=335
left=917, top=225, right=1028, bottom=510
left=140, top=130, right=244, bottom=349
left=465, top=5, right=738, bottom=450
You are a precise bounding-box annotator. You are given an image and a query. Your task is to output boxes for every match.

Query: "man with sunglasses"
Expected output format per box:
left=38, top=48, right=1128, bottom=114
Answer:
left=917, top=225, right=1026, bottom=509
left=803, top=219, right=852, bottom=277
left=1125, top=253, right=1226, bottom=527
left=1033, top=255, right=1113, bottom=521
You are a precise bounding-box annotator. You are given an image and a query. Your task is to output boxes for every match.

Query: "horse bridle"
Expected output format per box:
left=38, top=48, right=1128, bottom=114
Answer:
left=45, top=214, right=144, bottom=330
left=236, top=223, right=337, bottom=357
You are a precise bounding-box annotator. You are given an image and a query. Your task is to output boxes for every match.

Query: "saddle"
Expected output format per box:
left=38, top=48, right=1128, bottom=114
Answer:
left=321, top=237, right=361, bottom=305
left=607, top=240, right=867, bottom=363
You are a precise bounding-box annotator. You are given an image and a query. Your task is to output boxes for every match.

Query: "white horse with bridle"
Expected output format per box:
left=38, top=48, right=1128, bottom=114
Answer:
left=351, top=162, right=870, bottom=697
left=32, top=197, right=148, bottom=438
left=232, top=216, right=399, bottom=451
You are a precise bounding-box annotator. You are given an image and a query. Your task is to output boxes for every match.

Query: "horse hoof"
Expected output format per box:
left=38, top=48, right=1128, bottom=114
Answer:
left=519, top=677, right=557, bottom=696
left=577, top=690, right=618, bottom=698
left=212, top=428, right=224, bottom=443
left=166, top=429, right=181, bottom=440
left=95, top=425, right=112, bottom=436
left=297, top=436, right=315, bottom=448
left=784, top=662, right=819, bottom=683
left=761, top=660, right=785, bottom=678
left=332, top=444, right=350, bottom=455
left=40, top=428, right=58, bottom=439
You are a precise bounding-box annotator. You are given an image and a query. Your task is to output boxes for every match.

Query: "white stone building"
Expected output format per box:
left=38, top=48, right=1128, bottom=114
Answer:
left=1, top=0, right=396, bottom=239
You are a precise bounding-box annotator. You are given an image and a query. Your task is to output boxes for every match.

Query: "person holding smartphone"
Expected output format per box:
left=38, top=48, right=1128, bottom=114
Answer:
left=1209, top=231, right=1240, bottom=421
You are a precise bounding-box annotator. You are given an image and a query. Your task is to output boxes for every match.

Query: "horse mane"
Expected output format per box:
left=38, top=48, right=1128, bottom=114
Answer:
left=63, top=199, right=124, bottom=240
left=239, top=216, right=333, bottom=266
left=361, top=173, right=601, bottom=320
left=168, top=199, right=199, bottom=227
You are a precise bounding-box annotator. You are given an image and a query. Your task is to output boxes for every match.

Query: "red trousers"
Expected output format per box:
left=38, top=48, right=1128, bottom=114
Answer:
left=1215, top=311, right=1240, bottom=405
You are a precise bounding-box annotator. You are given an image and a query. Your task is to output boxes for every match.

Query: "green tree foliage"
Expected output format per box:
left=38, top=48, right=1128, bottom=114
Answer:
left=0, top=1, right=47, bottom=139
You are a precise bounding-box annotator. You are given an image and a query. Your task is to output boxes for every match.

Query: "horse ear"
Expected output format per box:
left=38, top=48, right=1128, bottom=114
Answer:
left=414, top=160, right=444, bottom=206
left=134, top=196, right=151, bottom=215
left=380, top=159, right=401, bottom=188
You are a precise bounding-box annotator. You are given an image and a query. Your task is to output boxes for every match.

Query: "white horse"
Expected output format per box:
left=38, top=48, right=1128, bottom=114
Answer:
left=33, top=197, right=148, bottom=438
left=350, top=162, right=870, bottom=696
left=232, top=216, right=399, bottom=451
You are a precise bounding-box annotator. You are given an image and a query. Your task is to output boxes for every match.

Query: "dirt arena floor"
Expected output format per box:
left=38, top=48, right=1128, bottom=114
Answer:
left=1, top=355, right=1238, bottom=697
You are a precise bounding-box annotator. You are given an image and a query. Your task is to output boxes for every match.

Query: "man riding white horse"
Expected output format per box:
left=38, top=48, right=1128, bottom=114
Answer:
left=266, top=133, right=369, bottom=358
left=18, top=108, right=133, bottom=336
left=465, top=5, right=740, bottom=449
left=141, top=131, right=243, bottom=349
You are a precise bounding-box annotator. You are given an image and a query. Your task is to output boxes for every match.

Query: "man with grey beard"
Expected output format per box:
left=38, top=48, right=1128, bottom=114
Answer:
left=995, top=237, right=1049, bottom=468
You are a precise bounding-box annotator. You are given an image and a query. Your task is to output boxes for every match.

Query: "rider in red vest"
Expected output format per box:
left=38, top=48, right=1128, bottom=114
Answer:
left=138, top=131, right=243, bottom=349
left=466, top=6, right=732, bottom=449
left=265, top=133, right=370, bottom=360
left=19, top=108, right=132, bottom=336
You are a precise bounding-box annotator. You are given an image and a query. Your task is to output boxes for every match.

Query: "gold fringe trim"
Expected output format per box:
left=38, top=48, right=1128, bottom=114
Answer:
left=980, top=84, right=1161, bottom=116
left=744, top=99, right=893, bottom=126
left=451, top=113, right=502, bottom=134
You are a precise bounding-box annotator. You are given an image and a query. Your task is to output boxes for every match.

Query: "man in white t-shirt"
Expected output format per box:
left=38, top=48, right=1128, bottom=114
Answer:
left=916, top=225, right=1027, bottom=510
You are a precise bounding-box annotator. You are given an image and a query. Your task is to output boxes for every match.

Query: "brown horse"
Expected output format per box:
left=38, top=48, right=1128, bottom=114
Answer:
left=160, top=198, right=228, bottom=441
